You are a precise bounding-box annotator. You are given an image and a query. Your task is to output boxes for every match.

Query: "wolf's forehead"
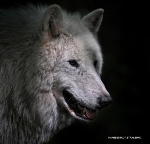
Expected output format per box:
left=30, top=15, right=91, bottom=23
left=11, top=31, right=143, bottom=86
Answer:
left=59, top=34, right=102, bottom=65
left=74, top=34, right=102, bottom=62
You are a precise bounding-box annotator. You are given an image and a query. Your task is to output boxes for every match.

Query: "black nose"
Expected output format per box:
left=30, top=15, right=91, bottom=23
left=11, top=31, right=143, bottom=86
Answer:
left=98, top=94, right=113, bottom=109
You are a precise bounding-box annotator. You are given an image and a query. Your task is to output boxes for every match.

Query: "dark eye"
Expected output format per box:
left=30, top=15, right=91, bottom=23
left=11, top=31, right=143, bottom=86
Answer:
left=94, top=60, right=97, bottom=68
left=68, top=60, right=79, bottom=67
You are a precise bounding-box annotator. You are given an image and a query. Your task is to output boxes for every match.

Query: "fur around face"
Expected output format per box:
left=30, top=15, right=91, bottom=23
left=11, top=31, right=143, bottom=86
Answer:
left=0, top=4, right=112, bottom=144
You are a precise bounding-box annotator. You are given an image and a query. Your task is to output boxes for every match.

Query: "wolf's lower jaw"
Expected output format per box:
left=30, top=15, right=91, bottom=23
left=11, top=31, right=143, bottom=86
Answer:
left=63, top=89, right=97, bottom=121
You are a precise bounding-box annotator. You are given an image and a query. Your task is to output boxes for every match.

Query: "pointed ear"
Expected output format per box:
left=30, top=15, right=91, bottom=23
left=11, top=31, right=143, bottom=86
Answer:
left=82, top=9, right=104, bottom=34
left=41, top=5, right=63, bottom=38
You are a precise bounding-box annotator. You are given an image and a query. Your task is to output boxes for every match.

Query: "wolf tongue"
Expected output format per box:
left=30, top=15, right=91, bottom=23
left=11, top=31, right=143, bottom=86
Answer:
left=85, top=109, right=96, bottom=120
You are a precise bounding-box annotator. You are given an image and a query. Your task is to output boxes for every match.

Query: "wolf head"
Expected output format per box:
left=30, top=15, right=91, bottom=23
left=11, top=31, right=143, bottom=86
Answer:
left=38, top=5, right=112, bottom=122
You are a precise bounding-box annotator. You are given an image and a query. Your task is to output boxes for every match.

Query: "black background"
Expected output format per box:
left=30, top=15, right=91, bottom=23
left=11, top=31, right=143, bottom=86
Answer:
left=0, top=0, right=148, bottom=143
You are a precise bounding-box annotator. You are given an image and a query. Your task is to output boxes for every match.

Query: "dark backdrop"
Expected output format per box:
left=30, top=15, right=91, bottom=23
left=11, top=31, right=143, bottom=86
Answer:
left=0, top=0, right=148, bottom=143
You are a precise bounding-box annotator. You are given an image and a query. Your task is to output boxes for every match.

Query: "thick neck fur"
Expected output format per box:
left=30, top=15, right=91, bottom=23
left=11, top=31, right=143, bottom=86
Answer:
left=1, top=105, right=73, bottom=144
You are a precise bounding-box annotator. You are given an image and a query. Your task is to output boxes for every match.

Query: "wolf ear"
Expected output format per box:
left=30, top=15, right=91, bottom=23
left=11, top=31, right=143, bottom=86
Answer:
left=41, top=5, right=63, bottom=38
left=82, top=9, right=104, bottom=34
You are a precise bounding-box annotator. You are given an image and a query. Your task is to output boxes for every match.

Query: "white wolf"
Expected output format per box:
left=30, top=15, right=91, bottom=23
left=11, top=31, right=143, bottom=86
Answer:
left=0, top=4, right=112, bottom=144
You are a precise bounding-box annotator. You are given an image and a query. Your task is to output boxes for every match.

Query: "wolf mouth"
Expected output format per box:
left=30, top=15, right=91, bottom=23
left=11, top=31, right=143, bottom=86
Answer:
left=63, top=89, right=97, bottom=120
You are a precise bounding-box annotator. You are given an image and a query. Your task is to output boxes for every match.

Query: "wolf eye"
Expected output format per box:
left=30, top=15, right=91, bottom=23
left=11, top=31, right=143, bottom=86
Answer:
left=68, top=60, right=79, bottom=67
left=94, top=60, right=97, bottom=68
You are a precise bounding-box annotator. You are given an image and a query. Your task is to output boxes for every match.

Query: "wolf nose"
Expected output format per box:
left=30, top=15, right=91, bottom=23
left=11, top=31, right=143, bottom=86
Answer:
left=98, top=94, right=112, bottom=109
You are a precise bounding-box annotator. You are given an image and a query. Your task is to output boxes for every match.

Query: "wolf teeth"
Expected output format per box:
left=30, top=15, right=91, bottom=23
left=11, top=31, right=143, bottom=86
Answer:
left=82, top=108, right=86, bottom=114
